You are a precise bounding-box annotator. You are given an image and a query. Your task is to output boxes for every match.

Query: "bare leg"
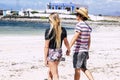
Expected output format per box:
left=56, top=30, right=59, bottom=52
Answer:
left=48, top=61, right=59, bottom=80
left=48, top=68, right=53, bottom=80
left=74, top=68, right=81, bottom=80
left=81, top=68, right=94, bottom=80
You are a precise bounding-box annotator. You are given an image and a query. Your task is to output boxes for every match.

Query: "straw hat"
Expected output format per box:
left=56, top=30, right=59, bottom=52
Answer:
left=75, top=7, right=89, bottom=19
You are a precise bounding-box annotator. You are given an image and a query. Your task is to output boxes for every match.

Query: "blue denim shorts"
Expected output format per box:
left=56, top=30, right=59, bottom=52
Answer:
left=47, top=48, right=62, bottom=61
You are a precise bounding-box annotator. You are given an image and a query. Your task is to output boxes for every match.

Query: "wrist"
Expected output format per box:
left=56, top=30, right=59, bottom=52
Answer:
left=67, top=47, right=70, bottom=50
left=44, top=57, right=47, bottom=60
left=67, top=49, right=70, bottom=52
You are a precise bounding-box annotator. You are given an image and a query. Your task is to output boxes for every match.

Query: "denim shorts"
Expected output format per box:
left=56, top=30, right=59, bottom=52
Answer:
left=47, top=48, right=62, bottom=61
left=73, top=52, right=88, bottom=69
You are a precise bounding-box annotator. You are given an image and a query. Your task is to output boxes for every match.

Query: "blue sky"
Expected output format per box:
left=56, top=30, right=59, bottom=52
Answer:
left=0, top=0, right=120, bottom=16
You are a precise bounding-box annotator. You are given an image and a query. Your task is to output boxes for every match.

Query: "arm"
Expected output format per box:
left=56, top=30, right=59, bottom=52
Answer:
left=87, top=36, right=91, bottom=59
left=70, top=32, right=81, bottom=48
left=64, top=38, right=70, bottom=56
left=88, top=36, right=91, bottom=50
left=44, top=40, right=49, bottom=66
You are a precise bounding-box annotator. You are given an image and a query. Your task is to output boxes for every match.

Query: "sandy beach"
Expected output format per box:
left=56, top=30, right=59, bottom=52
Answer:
left=0, top=22, right=120, bottom=80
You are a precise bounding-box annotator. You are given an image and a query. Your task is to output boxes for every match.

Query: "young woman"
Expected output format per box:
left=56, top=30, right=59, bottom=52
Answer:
left=70, top=7, right=94, bottom=80
left=44, top=12, right=70, bottom=80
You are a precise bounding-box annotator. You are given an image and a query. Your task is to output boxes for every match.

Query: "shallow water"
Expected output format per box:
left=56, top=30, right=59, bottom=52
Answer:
left=0, top=20, right=74, bottom=35
left=0, top=20, right=120, bottom=35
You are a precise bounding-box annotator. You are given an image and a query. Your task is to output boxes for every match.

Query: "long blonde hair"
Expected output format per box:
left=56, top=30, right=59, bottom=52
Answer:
left=49, top=13, right=62, bottom=48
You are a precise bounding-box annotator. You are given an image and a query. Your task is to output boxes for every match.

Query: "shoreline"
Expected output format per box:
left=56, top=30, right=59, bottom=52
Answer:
left=0, top=18, right=120, bottom=29
left=0, top=17, right=78, bottom=25
left=0, top=16, right=120, bottom=25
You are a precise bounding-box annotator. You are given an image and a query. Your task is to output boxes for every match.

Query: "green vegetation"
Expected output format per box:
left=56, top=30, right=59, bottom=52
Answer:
left=97, top=20, right=118, bottom=22
left=11, top=11, right=19, bottom=16
left=70, top=13, right=75, bottom=15
left=40, top=17, right=48, bottom=19
left=87, top=18, right=93, bottom=21
left=31, top=11, right=39, bottom=14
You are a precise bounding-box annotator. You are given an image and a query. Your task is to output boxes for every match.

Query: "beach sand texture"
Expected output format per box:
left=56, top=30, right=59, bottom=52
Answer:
left=0, top=22, right=120, bottom=80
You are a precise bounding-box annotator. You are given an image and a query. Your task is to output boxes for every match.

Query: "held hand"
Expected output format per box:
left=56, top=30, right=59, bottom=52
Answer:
left=66, top=50, right=70, bottom=56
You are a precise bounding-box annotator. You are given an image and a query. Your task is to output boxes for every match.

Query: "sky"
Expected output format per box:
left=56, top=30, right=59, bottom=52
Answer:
left=0, top=0, right=120, bottom=16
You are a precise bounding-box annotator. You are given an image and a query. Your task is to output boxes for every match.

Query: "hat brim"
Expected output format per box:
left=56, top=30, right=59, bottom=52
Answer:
left=75, top=9, right=89, bottom=19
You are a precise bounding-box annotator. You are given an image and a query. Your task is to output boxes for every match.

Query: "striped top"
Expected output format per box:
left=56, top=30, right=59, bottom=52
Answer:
left=74, top=21, right=92, bottom=53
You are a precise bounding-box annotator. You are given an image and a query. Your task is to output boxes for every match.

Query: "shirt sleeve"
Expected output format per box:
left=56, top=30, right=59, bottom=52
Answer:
left=45, top=29, right=50, bottom=40
left=75, top=24, right=82, bottom=33
left=62, top=27, right=67, bottom=38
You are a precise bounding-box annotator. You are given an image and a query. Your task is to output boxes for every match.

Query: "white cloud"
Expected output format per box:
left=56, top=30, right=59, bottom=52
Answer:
left=0, top=0, right=16, bottom=4
left=51, top=0, right=73, bottom=3
left=107, top=0, right=120, bottom=2
left=38, top=1, right=42, bottom=4
left=84, top=0, right=93, bottom=5
left=52, top=0, right=64, bottom=3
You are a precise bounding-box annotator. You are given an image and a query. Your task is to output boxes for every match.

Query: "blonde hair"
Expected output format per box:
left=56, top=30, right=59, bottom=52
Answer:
left=49, top=13, right=62, bottom=48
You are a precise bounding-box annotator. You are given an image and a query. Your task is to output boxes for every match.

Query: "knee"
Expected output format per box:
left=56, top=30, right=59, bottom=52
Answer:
left=75, top=69, right=80, bottom=74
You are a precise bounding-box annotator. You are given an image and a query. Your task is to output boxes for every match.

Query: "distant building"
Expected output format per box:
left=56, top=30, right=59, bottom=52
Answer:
left=3, top=10, right=19, bottom=16
left=0, top=10, right=3, bottom=15
left=46, top=2, right=88, bottom=14
left=3, top=10, right=11, bottom=16
left=19, top=11, right=24, bottom=16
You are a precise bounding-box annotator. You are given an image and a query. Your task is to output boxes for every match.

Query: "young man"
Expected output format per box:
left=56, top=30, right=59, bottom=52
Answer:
left=70, top=7, right=94, bottom=80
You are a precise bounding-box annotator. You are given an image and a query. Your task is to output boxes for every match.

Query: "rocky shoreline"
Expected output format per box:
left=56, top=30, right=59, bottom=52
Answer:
left=0, top=15, right=120, bottom=25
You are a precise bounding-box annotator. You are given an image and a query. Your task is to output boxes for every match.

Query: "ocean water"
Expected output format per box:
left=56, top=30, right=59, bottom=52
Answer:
left=0, top=20, right=74, bottom=35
